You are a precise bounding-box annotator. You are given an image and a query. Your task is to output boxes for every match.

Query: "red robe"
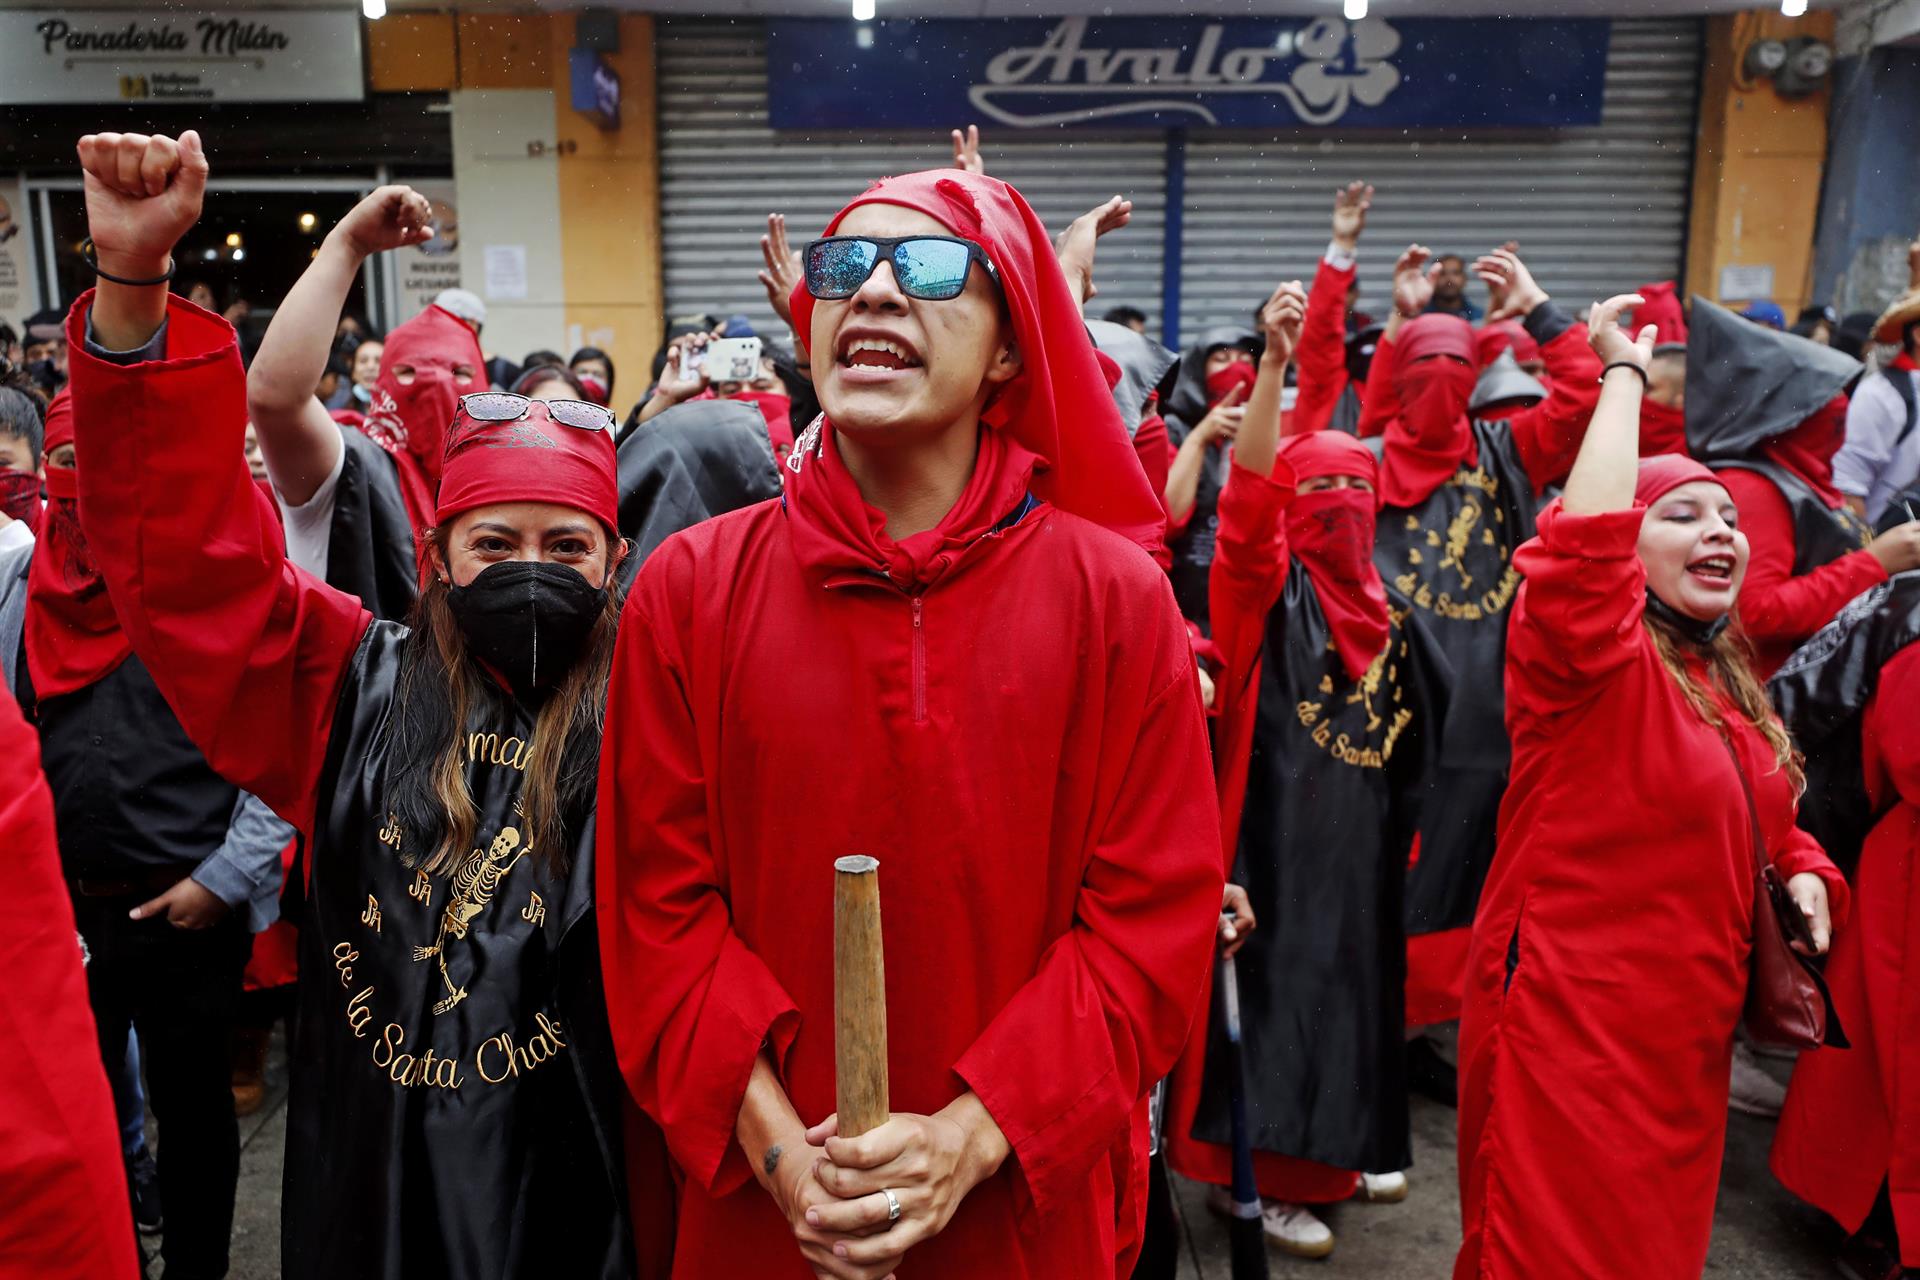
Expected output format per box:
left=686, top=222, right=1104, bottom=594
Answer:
left=0, top=690, right=138, bottom=1280
left=1454, top=502, right=1850, bottom=1279
left=1714, top=468, right=1885, bottom=679
left=1773, top=643, right=1920, bottom=1263
left=596, top=424, right=1223, bottom=1279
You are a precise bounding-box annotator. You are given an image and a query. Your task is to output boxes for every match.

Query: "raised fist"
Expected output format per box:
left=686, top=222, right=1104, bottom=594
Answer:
left=76, top=130, right=208, bottom=280
left=330, top=185, right=435, bottom=262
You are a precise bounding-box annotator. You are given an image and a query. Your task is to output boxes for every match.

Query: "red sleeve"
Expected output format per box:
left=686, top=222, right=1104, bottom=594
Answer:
left=1131, top=413, right=1173, bottom=570
left=0, top=692, right=139, bottom=1280
left=1355, top=333, right=1400, bottom=439
left=1507, top=324, right=1604, bottom=488
left=1505, top=501, right=1650, bottom=717
left=1207, top=459, right=1294, bottom=708
left=66, top=293, right=370, bottom=830
left=1292, top=257, right=1354, bottom=437
left=1771, top=824, right=1851, bottom=932
left=596, top=540, right=801, bottom=1196
left=1715, top=470, right=1887, bottom=654
left=1866, top=644, right=1920, bottom=808
left=953, top=592, right=1222, bottom=1220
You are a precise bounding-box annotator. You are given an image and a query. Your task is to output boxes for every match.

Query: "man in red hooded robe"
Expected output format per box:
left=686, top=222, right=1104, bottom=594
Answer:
left=597, top=169, right=1223, bottom=1280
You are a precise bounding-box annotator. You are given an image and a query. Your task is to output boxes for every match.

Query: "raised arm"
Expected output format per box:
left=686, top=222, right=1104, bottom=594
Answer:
left=1562, top=295, right=1653, bottom=515
left=1053, top=194, right=1132, bottom=313
left=69, top=130, right=370, bottom=828
left=1293, top=182, right=1370, bottom=436
left=1354, top=244, right=1431, bottom=438
left=248, top=186, right=433, bottom=504
left=1474, top=248, right=1603, bottom=486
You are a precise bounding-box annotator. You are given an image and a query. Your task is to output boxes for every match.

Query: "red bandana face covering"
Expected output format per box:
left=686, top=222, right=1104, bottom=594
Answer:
left=1205, top=361, right=1257, bottom=406
left=1378, top=314, right=1479, bottom=508
left=362, top=305, right=485, bottom=493
left=1763, top=395, right=1850, bottom=508
left=1638, top=399, right=1688, bottom=458
left=26, top=393, right=133, bottom=698
left=0, top=470, right=40, bottom=532
left=1277, top=432, right=1391, bottom=681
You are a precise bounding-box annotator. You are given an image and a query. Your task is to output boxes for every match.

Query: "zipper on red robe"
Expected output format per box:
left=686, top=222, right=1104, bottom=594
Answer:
left=911, top=594, right=927, bottom=724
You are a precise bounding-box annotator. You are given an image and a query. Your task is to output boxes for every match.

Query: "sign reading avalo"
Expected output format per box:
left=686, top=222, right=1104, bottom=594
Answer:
left=0, top=9, right=365, bottom=104
left=768, top=16, right=1610, bottom=131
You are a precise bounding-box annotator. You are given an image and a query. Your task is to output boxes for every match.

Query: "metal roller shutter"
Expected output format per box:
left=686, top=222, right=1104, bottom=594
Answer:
left=1177, top=18, right=1702, bottom=340
left=658, top=18, right=1168, bottom=338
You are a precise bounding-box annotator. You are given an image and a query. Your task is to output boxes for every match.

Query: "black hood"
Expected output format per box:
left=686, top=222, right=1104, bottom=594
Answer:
left=1163, top=325, right=1260, bottom=431
left=1685, top=295, right=1861, bottom=465
left=1086, top=319, right=1178, bottom=438
left=614, top=398, right=783, bottom=588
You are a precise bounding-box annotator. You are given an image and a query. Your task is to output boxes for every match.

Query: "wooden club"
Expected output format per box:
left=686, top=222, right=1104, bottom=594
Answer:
left=833, top=855, right=890, bottom=1138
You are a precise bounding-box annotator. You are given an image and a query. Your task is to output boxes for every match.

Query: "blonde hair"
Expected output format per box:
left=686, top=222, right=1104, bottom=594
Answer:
left=1644, top=616, right=1804, bottom=798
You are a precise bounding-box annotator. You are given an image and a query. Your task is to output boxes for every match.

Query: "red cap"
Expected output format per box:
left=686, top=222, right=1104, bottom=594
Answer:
left=435, top=404, right=618, bottom=533
left=1634, top=452, right=1719, bottom=506
left=1396, top=313, right=1477, bottom=367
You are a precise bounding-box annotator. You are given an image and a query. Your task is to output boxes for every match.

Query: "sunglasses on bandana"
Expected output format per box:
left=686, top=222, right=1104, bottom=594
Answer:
left=803, top=236, right=997, bottom=302
left=454, top=392, right=615, bottom=440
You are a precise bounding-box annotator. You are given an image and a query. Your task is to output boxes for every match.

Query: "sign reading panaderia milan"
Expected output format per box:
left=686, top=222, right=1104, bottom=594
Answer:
left=0, top=9, right=365, bottom=104
left=768, top=16, right=1609, bottom=130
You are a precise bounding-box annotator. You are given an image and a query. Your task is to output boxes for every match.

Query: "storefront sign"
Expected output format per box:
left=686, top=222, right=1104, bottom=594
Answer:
left=0, top=10, right=365, bottom=104
left=0, top=179, right=37, bottom=324
left=768, top=16, right=1609, bottom=130
left=393, top=180, right=462, bottom=324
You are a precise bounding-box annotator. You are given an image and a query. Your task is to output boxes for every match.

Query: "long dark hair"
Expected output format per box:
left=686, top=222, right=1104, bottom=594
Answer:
left=1643, top=612, right=1804, bottom=797
left=382, top=531, right=623, bottom=875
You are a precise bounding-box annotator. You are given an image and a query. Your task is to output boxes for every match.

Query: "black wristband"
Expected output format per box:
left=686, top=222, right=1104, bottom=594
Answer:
left=82, top=239, right=175, bottom=287
left=1600, top=361, right=1648, bottom=388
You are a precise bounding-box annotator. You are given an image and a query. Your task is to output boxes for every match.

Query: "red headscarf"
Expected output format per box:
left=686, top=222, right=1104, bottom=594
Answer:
left=437, top=400, right=618, bottom=533
left=788, top=170, right=1164, bottom=560
left=1278, top=431, right=1390, bottom=680
left=1205, top=360, right=1258, bottom=405
left=1474, top=321, right=1540, bottom=370
left=1378, top=314, right=1478, bottom=508
left=1634, top=452, right=1720, bottom=507
left=1761, top=394, right=1849, bottom=508
left=362, top=304, right=485, bottom=532
left=1635, top=282, right=1689, bottom=345
left=26, top=392, right=132, bottom=699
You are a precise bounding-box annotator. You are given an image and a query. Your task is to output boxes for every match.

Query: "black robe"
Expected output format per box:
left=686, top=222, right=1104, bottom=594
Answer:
left=1770, top=574, right=1920, bottom=879
left=1191, top=567, right=1448, bottom=1174
left=326, top=425, right=421, bottom=623
left=1716, top=458, right=1874, bottom=574
left=282, top=624, right=641, bottom=1280
left=614, top=398, right=783, bottom=591
left=1370, top=419, right=1536, bottom=937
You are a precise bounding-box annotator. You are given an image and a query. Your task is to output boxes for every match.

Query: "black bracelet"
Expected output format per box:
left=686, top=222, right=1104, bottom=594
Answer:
left=82, top=239, right=175, bottom=287
left=1599, top=361, right=1648, bottom=388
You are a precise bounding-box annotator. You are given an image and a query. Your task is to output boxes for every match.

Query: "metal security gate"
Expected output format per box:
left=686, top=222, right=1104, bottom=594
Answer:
left=657, top=18, right=1170, bottom=340
left=1176, top=19, right=1703, bottom=339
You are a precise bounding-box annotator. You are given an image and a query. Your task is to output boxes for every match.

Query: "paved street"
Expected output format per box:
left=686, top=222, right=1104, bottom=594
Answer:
left=163, top=1035, right=1839, bottom=1279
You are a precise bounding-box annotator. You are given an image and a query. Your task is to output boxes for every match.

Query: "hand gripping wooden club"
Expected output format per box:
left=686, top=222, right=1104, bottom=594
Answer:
left=833, top=855, right=890, bottom=1139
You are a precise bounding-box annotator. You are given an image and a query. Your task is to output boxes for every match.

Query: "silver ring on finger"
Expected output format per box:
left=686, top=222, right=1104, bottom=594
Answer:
left=883, top=1187, right=902, bottom=1225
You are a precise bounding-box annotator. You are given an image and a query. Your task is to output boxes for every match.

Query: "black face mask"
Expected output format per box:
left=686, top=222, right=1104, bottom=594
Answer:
left=445, top=560, right=606, bottom=696
left=1644, top=586, right=1731, bottom=646
left=26, top=358, right=63, bottom=397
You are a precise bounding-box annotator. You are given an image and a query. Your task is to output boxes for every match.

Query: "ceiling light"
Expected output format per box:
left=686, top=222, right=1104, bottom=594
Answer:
left=232, top=248, right=245, bottom=261
left=298, top=212, right=317, bottom=232
left=1780, top=0, right=1807, bottom=14
left=362, top=0, right=386, bottom=19
left=851, top=0, right=875, bottom=21
left=1344, top=0, right=1367, bottom=18
left=225, top=232, right=242, bottom=247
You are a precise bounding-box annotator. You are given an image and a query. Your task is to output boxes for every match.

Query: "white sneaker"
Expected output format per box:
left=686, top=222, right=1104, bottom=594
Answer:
left=1359, top=1170, right=1409, bottom=1203
left=1261, top=1202, right=1335, bottom=1258
left=1729, top=1040, right=1787, bottom=1117
left=1205, top=1187, right=1337, bottom=1258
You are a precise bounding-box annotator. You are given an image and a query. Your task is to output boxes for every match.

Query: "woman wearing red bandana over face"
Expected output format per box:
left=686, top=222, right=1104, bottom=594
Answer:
left=597, top=169, right=1218, bottom=1280
left=1452, top=295, right=1847, bottom=1280
left=1348, top=245, right=1603, bottom=1028
left=63, top=129, right=672, bottom=1280
left=1163, top=327, right=1259, bottom=630
left=1161, top=283, right=1450, bottom=1259
left=0, top=380, right=45, bottom=541
left=1683, top=298, right=1916, bottom=677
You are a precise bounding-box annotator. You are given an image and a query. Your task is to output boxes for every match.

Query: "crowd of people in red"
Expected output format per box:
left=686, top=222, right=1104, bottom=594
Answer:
left=3, top=119, right=1920, bottom=1280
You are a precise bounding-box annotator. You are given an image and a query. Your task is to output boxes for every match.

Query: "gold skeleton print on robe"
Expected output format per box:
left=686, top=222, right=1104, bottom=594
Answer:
left=1392, top=470, right=1520, bottom=623
left=1304, top=611, right=1415, bottom=770
left=413, top=825, right=530, bottom=1015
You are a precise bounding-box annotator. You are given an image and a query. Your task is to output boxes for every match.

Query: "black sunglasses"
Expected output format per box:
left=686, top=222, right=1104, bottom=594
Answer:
left=804, top=235, right=997, bottom=302
left=457, top=392, right=615, bottom=435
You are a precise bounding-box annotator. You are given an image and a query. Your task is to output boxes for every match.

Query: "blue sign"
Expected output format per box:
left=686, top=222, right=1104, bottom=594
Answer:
left=768, top=17, right=1610, bottom=131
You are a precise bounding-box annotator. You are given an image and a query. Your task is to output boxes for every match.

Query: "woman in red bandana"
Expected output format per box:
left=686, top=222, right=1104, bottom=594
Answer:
left=1163, top=326, right=1259, bottom=630
left=597, top=168, right=1221, bottom=1280
left=1354, top=246, right=1603, bottom=1028
left=1453, top=295, right=1848, bottom=1280
left=63, top=129, right=669, bottom=1280
left=1684, top=298, right=1919, bottom=678
left=1162, top=284, right=1449, bottom=1259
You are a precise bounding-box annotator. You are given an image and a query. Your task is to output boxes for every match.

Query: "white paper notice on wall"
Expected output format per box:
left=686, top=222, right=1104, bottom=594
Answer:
left=1718, top=264, right=1775, bottom=302
left=483, top=245, right=529, bottom=302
